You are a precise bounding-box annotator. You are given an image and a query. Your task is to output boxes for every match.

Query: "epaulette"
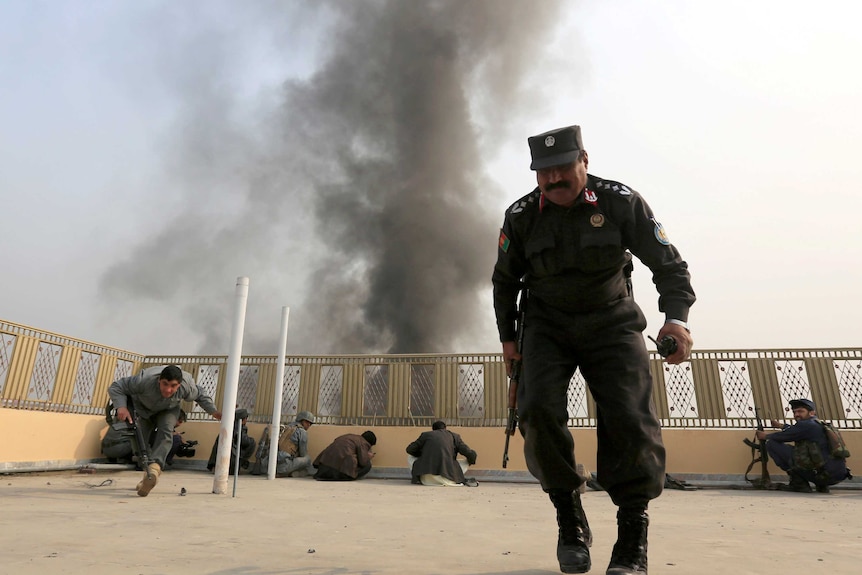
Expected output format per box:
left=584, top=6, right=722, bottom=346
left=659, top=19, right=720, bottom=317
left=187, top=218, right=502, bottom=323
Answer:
left=506, top=188, right=542, bottom=217
left=591, top=176, right=636, bottom=203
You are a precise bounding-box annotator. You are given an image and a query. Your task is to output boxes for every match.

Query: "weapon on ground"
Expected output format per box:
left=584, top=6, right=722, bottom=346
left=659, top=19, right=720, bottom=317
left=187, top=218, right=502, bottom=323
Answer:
left=125, top=396, right=155, bottom=480
left=648, top=335, right=678, bottom=358
left=742, top=407, right=772, bottom=489
left=502, top=289, right=528, bottom=468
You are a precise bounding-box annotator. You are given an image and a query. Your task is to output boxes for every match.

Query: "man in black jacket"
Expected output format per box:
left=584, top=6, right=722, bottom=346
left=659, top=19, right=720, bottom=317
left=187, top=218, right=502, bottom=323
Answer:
left=492, top=124, right=695, bottom=574
left=207, top=408, right=256, bottom=474
left=406, top=421, right=477, bottom=486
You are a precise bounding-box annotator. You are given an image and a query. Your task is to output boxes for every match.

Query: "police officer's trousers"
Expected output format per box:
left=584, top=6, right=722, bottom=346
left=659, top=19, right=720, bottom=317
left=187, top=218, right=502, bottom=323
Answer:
left=136, top=407, right=180, bottom=469
left=518, top=296, right=665, bottom=508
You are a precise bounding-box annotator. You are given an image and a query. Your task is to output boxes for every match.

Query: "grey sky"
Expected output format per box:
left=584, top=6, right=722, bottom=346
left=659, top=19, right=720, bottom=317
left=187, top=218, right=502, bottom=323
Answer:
left=2, top=1, right=860, bottom=355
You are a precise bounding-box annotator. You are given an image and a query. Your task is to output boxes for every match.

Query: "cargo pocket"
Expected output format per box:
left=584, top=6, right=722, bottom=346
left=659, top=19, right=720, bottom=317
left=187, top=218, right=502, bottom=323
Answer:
left=525, top=233, right=557, bottom=276
left=579, top=228, right=624, bottom=272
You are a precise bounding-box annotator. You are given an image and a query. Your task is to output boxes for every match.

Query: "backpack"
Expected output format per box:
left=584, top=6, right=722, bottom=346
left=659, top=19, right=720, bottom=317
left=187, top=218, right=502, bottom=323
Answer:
left=818, top=420, right=851, bottom=459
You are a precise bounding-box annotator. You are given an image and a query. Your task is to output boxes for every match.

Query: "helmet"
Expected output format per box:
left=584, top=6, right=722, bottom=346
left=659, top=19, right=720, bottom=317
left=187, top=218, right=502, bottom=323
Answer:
left=296, top=411, right=315, bottom=424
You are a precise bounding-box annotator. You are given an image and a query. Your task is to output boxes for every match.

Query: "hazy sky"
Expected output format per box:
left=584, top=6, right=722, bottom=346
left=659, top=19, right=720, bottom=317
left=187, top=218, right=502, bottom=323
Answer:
left=2, top=1, right=860, bottom=356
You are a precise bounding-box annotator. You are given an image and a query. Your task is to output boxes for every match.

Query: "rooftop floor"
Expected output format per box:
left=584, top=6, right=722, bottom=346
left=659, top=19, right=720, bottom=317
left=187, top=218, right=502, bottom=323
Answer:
left=2, top=468, right=860, bottom=575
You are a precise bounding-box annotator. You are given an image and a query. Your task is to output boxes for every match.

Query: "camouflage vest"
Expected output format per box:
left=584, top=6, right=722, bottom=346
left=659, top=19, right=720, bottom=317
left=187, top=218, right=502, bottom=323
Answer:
left=278, top=424, right=301, bottom=457
left=792, top=440, right=826, bottom=471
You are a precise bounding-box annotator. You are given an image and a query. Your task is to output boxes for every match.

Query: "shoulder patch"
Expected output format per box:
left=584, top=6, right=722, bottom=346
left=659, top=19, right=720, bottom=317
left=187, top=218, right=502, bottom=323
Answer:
left=651, top=217, right=670, bottom=245
left=498, top=230, right=510, bottom=252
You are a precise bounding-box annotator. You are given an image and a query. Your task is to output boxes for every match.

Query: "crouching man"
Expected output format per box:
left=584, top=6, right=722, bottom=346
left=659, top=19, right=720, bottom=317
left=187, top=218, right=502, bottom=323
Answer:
left=756, top=398, right=851, bottom=493
left=407, top=421, right=478, bottom=486
left=267, top=411, right=316, bottom=477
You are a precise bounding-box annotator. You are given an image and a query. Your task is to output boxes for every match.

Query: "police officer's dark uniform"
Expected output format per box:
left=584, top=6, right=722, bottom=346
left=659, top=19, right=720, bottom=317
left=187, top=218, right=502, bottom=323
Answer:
left=763, top=398, right=851, bottom=493
left=492, top=125, right=695, bottom=575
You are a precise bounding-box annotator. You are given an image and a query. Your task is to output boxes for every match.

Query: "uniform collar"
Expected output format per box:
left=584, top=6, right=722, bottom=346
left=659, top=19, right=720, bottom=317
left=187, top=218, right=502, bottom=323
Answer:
left=539, top=176, right=596, bottom=213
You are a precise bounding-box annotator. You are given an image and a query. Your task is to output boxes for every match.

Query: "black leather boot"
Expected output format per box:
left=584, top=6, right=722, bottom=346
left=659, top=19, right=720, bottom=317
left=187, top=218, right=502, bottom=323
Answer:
left=548, top=490, right=592, bottom=574
left=785, top=469, right=814, bottom=493
left=606, top=507, right=648, bottom=575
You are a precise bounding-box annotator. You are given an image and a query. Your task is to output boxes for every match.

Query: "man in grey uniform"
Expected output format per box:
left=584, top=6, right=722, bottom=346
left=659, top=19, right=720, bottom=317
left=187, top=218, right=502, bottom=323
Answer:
left=109, top=365, right=222, bottom=496
left=268, top=411, right=316, bottom=477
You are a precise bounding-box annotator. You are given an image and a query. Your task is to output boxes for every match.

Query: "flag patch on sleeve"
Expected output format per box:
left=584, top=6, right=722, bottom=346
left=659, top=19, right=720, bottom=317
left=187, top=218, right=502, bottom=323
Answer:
left=499, top=230, right=510, bottom=252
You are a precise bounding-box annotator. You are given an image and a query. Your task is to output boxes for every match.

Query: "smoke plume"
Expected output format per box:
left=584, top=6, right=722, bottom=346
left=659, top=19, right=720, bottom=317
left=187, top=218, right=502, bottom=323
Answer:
left=99, top=0, right=566, bottom=355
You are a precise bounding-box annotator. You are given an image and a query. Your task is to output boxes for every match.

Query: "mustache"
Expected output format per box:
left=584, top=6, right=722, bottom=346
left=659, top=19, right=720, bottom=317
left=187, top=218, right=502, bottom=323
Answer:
left=545, top=181, right=571, bottom=191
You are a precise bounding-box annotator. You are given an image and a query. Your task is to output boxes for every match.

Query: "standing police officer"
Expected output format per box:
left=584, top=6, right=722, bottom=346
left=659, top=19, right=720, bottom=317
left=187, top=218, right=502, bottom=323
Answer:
left=492, top=125, right=695, bottom=574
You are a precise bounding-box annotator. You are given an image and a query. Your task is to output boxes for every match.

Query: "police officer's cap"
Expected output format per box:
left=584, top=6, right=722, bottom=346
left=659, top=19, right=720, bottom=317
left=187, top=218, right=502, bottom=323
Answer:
left=296, top=410, right=315, bottom=424
left=235, top=408, right=250, bottom=420
left=528, top=125, right=584, bottom=171
left=789, top=398, right=816, bottom=411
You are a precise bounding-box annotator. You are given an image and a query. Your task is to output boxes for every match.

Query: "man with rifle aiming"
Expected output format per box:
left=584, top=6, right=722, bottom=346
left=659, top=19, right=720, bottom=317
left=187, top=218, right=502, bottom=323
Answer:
left=492, top=124, right=695, bottom=575
left=109, top=365, right=222, bottom=496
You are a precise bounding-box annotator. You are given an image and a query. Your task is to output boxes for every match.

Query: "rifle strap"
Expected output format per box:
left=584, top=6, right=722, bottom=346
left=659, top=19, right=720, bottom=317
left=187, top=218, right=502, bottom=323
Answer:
left=743, top=453, right=762, bottom=483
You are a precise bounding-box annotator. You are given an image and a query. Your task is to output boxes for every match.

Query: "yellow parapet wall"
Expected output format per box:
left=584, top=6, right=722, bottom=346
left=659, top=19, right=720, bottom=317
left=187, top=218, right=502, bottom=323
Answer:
left=1, top=409, right=107, bottom=467
left=3, top=407, right=859, bottom=480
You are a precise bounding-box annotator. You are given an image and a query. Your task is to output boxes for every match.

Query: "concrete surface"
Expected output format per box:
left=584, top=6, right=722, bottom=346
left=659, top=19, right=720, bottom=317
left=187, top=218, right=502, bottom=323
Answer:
left=1, top=468, right=860, bottom=575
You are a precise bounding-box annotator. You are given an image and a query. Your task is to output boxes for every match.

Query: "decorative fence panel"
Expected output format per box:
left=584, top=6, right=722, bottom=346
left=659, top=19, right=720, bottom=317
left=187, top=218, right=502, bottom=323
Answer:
left=0, top=320, right=142, bottom=415
left=2, top=320, right=861, bottom=429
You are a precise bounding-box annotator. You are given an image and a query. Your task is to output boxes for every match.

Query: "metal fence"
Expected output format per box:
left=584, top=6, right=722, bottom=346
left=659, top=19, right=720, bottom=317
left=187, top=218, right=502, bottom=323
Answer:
left=0, top=320, right=143, bottom=415
left=2, top=319, right=861, bottom=429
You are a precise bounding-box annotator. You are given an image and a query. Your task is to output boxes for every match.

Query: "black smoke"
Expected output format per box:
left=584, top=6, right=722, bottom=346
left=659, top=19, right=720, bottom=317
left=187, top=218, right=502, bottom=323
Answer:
left=99, top=0, right=566, bottom=354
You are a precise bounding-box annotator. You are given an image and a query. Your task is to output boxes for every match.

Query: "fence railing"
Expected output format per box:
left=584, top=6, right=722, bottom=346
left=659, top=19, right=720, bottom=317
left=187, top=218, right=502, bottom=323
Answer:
left=2, top=319, right=861, bottom=429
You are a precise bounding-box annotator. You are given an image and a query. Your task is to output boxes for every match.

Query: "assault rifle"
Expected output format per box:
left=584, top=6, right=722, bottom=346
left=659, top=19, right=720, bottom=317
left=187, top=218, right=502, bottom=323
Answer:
left=251, top=426, right=271, bottom=476
left=502, top=359, right=521, bottom=468
left=123, top=396, right=156, bottom=480
left=502, top=289, right=528, bottom=468
left=742, top=407, right=772, bottom=489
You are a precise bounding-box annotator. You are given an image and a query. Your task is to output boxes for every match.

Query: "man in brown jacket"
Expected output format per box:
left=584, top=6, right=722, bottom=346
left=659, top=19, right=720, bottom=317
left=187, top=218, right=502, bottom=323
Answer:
left=407, top=421, right=477, bottom=486
left=313, top=431, right=377, bottom=481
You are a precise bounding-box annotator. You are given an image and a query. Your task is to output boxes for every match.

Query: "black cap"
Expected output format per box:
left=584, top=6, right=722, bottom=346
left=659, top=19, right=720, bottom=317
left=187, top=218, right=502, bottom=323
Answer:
left=789, top=398, right=816, bottom=411
left=361, top=430, right=377, bottom=446
left=528, top=125, right=584, bottom=170
left=235, top=408, right=250, bottom=420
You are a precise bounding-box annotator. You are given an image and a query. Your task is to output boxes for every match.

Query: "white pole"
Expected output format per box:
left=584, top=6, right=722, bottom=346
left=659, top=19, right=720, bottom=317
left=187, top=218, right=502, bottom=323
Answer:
left=268, top=306, right=290, bottom=480
left=212, top=276, right=250, bottom=495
